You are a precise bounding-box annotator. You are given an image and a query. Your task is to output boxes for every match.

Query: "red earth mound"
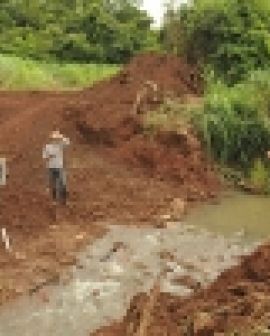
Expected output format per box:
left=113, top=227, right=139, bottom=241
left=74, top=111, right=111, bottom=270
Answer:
left=0, top=53, right=219, bottom=305
left=93, top=242, right=270, bottom=336
left=62, top=52, right=218, bottom=202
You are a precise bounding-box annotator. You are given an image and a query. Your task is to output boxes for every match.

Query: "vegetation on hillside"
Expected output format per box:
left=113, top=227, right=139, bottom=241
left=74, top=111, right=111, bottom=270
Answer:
left=162, top=0, right=270, bottom=85
left=0, top=0, right=160, bottom=64
left=1, top=0, right=270, bottom=191
left=161, top=0, right=270, bottom=192
left=0, top=54, right=120, bottom=90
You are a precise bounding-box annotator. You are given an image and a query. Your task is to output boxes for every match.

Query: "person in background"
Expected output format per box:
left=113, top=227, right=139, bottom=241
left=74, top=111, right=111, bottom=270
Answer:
left=43, top=130, right=70, bottom=205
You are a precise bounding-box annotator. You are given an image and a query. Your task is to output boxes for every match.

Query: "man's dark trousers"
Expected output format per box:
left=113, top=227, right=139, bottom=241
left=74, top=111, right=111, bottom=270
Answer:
left=48, top=168, right=67, bottom=204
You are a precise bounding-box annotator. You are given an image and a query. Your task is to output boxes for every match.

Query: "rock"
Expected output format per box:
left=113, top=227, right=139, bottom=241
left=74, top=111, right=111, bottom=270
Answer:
left=145, top=234, right=158, bottom=245
left=163, top=264, right=175, bottom=274
left=216, top=255, right=225, bottom=262
left=215, top=305, right=230, bottom=318
left=15, top=252, right=26, bottom=261
left=253, top=325, right=270, bottom=335
left=171, top=275, right=201, bottom=291
left=75, top=233, right=84, bottom=240
left=60, top=255, right=76, bottom=266
left=0, top=257, right=8, bottom=265
left=109, top=261, right=124, bottom=274
left=76, top=263, right=84, bottom=270
left=155, top=221, right=167, bottom=229
left=143, top=270, right=153, bottom=277
left=159, top=250, right=176, bottom=262
left=92, top=288, right=100, bottom=297
left=228, top=282, right=249, bottom=296
left=193, top=311, right=214, bottom=335
left=234, top=229, right=245, bottom=238
left=112, top=241, right=126, bottom=252
left=118, top=253, right=130, bottom=263
left=160, top=214, right=171, bottom=220
left=61, top=273, right=72, bottom=285
left=170, top=198, right=187, bottom=218
left=133, top=261, right=148, bottom=270
left=36, top=261, right=52, bottom=273
left=15, top=287, right=24, bottom=295
left=38, top=289, right=50, bottom=303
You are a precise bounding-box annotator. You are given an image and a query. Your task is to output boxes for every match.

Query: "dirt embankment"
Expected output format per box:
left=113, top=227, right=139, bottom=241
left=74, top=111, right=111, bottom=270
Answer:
left=63, top=52, right=219, bottom=202
left=1, top=53, right=267, bottom=336
left=89, top=54, right=270, bottom=335
left=0, top=53, right=219, bottom=306
left=93, top=242, right=270, bottom=336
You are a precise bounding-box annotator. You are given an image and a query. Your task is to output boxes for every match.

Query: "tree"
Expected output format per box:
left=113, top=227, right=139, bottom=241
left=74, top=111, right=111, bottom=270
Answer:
left=161, top=0, right=270, bottom=84
left=0, top=0, right=157, bottom=63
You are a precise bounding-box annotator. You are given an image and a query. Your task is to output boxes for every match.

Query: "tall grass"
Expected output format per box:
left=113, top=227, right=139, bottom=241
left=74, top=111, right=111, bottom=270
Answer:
left=0, top=54, right=120, bottom=90
left=191, top=69, right=270, bottom=192
left=193, top=70, right=270, bottom=171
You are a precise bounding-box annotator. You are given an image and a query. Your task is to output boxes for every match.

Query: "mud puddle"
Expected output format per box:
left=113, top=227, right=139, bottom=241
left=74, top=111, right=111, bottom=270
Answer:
left=0, top=215, right=261, bottom=336
left=186, top=191, right=270, bottom=241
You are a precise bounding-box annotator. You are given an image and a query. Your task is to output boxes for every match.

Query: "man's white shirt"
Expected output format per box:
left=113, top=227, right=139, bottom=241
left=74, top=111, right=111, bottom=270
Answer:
left=43, top=137, right=70, bottom=169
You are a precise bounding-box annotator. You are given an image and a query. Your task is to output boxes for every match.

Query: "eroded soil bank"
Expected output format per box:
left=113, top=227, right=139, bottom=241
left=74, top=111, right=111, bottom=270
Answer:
left=0, top=220, right=260, bottom=336
left=0, top=53, right=220, bottom=306
left=0, top=53, right=269, bottom=336
left=93, top=194, right=270, bottom=335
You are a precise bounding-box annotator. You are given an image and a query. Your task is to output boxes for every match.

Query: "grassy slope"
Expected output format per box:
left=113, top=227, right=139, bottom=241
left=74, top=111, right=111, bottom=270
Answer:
left=0, top=54, right=120, bottom=90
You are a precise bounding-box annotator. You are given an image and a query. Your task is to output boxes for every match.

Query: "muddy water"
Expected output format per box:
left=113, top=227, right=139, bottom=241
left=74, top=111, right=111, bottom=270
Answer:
left=0, top=192, right=267, bottom=336
left=186, top=191, right=270, bottom=242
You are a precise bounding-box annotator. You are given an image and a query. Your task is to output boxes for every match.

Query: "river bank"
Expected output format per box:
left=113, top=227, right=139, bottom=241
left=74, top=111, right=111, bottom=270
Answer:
left=0, top=219, right=260, bottom=336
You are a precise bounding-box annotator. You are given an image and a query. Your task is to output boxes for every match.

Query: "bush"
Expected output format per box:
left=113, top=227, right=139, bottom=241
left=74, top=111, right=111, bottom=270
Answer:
left=162, top=0, right=270, bottom=85
left=0, top=0, right=156, bottom=64
left=193, top=71, right=270, bottom=172
left=249, top=158, right=269, bottom=192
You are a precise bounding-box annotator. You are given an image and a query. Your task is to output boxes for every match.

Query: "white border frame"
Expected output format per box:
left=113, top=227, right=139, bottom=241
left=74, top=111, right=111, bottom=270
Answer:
left=0, top=158, right=6, bottom=186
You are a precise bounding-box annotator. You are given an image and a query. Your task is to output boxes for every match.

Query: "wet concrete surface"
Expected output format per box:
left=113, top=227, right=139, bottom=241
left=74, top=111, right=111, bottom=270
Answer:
left=0, top=221, right=261, bottom=336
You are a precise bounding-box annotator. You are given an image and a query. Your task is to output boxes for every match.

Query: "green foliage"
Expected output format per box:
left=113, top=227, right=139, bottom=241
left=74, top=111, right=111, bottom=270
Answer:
left=0, top=54, right=57, bottom=89
left=0, top=54, right=120, bottom=90
left=0, top=0, right=157, bottom=64
left=249, top=158, right=269, bottom=191
left=144, top=97, right=193, bottom=133
left=162, top=0, right=270, bottom=84
left=193, top=71, right=270, bottom=171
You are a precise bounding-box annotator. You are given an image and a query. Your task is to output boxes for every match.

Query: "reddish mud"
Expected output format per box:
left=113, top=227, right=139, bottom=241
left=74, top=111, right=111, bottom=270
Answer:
left=93, top=242, right=270, bottom=336
left=0, top=53, right=219, bottom=306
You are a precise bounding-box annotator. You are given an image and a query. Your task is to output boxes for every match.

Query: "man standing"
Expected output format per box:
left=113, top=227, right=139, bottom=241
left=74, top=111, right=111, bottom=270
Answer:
left=43, top=130, right=70, bottom=205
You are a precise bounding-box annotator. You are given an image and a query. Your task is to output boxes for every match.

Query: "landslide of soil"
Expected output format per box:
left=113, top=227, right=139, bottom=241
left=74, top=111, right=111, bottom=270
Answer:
left=0, top=53, right=220, bottom=305
left=90, top=54, right=270, bottom=336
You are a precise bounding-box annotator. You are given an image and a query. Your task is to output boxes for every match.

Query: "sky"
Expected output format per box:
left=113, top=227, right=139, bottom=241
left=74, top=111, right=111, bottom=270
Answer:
left=141, top=0, right=187, bottom=28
